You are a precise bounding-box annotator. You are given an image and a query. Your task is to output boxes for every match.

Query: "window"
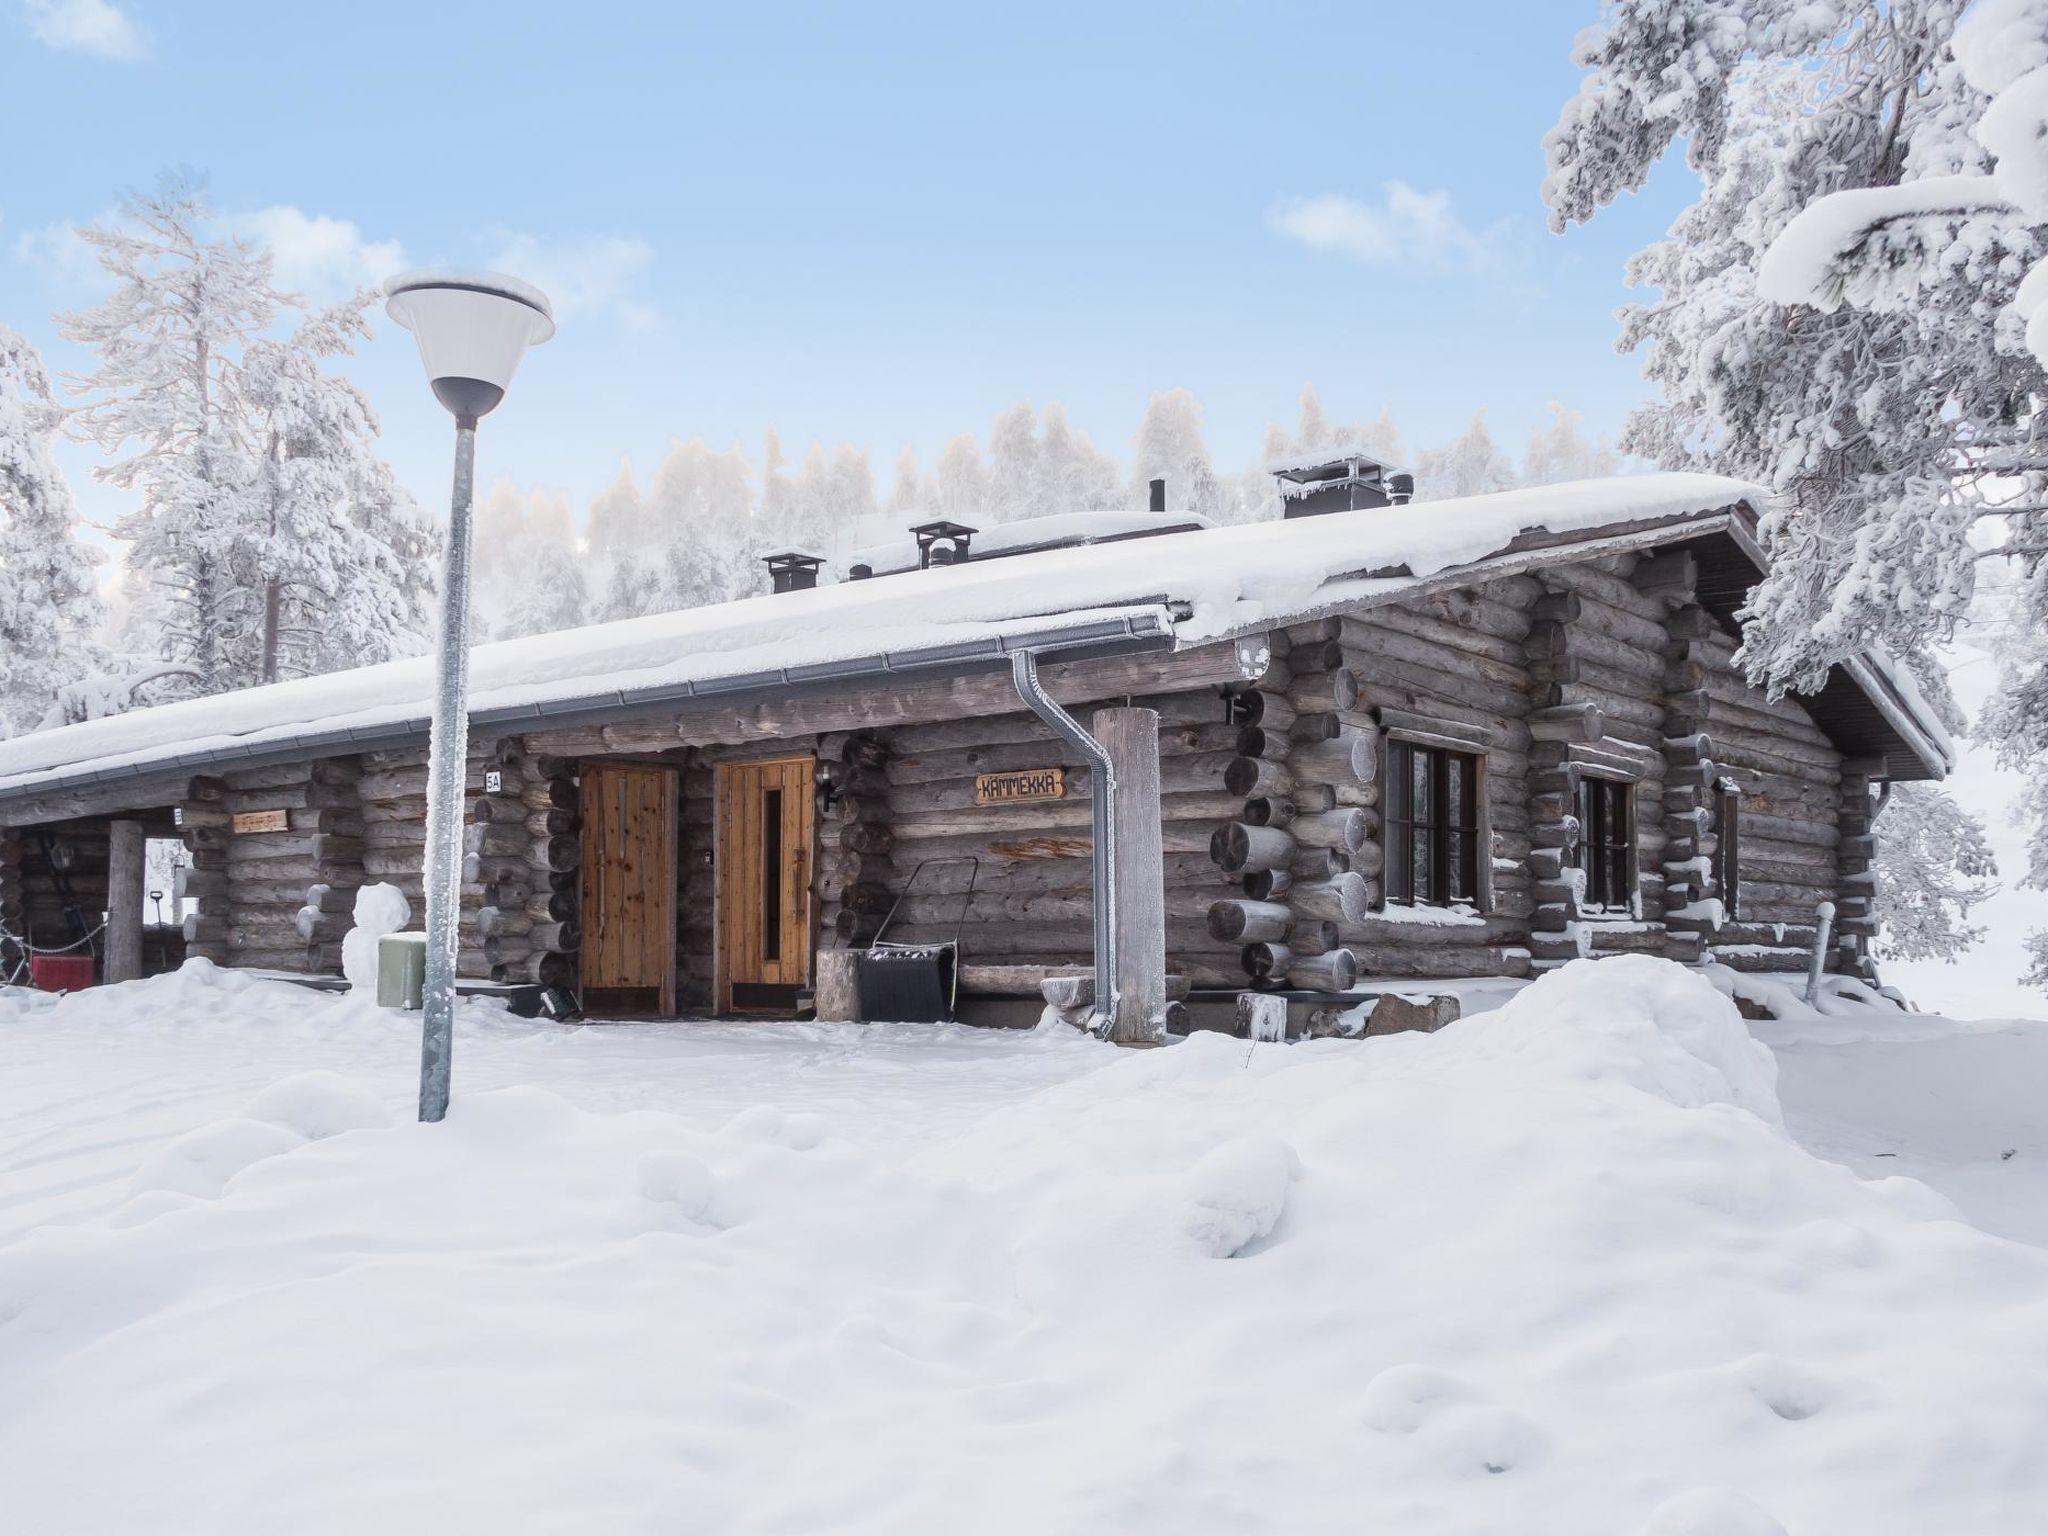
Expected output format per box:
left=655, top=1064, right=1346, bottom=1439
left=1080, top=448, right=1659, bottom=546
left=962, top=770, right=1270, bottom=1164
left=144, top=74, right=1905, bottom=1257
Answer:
left=1384, top=741, right=1480, bottom=907
left=1576, top=775, right=1635, bottom=912
left=1715, top=780, right=1741, bottom=920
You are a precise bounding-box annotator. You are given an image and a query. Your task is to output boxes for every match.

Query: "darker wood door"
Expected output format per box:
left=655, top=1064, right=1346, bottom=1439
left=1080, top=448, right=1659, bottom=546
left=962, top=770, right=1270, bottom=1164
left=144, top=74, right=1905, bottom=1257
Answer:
left=579, top=762, right=678, bottom=1015
left=717, top=757, right=815, bottom=1013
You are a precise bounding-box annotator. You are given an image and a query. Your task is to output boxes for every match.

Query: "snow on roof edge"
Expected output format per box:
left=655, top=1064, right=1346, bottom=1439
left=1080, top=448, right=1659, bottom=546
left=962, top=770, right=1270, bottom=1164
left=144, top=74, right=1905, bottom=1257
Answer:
left=0, top=473, right=1821, bottom=800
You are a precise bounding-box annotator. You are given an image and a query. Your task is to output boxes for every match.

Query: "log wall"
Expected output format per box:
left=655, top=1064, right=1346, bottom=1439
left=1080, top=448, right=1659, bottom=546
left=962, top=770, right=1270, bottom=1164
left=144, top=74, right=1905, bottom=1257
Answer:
left=1663, top=611, right=1846, bottom=973
left=857, top=686, right=1251, bottom=990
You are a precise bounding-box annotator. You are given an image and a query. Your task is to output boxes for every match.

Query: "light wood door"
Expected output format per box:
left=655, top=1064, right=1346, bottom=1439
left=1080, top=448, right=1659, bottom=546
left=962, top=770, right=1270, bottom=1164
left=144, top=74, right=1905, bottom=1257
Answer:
left=716, top=756, right=815, bottom=1013
left=580, top=762, right=678, bottom=1014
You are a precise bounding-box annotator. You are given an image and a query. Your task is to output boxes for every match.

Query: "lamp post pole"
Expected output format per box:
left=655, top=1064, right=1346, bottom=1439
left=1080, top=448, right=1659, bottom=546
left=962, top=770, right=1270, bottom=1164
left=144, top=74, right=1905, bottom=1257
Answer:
left=418, top=415, right=478, bottom=1123
left=383, top=267, right=553, bottom=1125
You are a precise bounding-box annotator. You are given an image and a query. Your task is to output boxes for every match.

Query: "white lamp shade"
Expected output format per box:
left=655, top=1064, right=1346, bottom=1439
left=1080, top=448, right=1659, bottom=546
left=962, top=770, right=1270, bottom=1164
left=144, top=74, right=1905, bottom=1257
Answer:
left=384, top=269, right=554, bottom=415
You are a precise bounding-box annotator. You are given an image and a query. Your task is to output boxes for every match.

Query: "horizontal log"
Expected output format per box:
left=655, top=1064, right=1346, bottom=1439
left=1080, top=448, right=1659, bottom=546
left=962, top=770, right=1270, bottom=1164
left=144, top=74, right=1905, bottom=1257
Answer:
left=1208, top=898, right=1294, bottom=944
left=1211, top=823, right=1296, bottom=874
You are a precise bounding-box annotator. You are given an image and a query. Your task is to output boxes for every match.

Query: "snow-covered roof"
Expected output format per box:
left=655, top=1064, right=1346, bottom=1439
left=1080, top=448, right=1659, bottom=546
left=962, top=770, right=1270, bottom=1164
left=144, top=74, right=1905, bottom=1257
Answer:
left=844, top=508, right=1213, bottom=576
left=0, top=472, right=1942, bottom=804
left=1264, top=446, right=1400, bottom=479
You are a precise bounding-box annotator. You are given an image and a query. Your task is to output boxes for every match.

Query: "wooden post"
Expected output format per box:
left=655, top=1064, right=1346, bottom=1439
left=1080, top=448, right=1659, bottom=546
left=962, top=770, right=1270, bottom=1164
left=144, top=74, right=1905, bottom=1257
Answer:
left=1096, top=706, right=1167, bottom=1046
left=814, top=946, right=864, bottom=1022
left=105, top=818, right=145, bottom=984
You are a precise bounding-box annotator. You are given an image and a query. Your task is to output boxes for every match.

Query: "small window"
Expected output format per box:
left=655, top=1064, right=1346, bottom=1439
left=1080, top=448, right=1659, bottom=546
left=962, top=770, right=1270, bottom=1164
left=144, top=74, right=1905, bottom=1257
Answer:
left=1385, top=740, right=1480, bottom=907
left=1576, top=775, right=1635, bottom=913
left=1715, top=780, right=1741, bottom=920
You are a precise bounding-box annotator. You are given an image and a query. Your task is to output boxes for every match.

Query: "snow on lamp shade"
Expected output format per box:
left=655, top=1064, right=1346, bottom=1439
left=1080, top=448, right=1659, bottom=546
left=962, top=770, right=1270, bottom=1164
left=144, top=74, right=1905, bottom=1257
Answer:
left=383, top=269, right=554, bottom=421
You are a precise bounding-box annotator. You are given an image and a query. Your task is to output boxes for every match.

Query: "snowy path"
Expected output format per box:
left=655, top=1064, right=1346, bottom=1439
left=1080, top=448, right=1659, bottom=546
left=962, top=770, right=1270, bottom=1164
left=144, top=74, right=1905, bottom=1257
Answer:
left=0, top=975, right=1109, bottom=1245
left=1769, top=1019, right=2048, bottom=1246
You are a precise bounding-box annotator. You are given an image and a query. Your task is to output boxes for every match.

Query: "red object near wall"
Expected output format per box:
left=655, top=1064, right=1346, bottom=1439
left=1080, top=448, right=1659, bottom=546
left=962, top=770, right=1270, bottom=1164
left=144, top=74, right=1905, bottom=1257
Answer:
left=28, top=955, right=96, bottom=992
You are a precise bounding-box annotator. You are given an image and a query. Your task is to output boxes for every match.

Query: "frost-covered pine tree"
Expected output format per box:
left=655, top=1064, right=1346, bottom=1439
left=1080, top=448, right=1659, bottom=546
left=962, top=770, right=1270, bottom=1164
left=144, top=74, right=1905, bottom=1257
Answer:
left=0, top=325, right=103, bottom=735
left=1522, top=400, right=1618, bottom=485
left=482, top=487, right=588, bottom=639
left=885, top=444, right=926, bottom=515
left=1037, top=402, right=1121, bottom=515
left=647, top=437, right=757, bottom=610
left=239, top=296, right=435, bottom=681
left=1359, top=406, right=1408, bottom=469
left=1414, top=411, right=1517, bottom=499
left=985, top=403, right=1040, bottom=522
left=1546, top=0, right=2042, bottom=979
left=1223, top=422, right=1291, bottom=526
left=1872, top=783, right=1999, bottom=963
left=933, top=433, right=989, bottom=523
left=60, top=176, right=280, bottom=694
left=1130, top=388, right=1222, bottom=518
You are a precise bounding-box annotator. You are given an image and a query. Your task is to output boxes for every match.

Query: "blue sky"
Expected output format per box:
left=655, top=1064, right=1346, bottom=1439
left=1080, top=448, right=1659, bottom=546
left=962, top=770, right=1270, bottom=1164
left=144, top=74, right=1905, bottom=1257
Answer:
left=3, top=0, right=1696, bottom=530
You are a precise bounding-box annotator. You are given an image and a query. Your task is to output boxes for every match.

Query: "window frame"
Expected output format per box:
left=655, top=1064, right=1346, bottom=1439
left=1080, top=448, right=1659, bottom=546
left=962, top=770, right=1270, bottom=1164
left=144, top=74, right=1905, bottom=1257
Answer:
left=1575, top=771, right=1637, bottom=914
left=1383, top=738, right=1484, bottom=909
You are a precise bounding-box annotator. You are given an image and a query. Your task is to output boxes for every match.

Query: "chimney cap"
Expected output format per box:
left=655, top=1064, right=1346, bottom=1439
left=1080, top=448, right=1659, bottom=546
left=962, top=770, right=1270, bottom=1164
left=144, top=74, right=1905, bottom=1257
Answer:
left=909, top=517, right=979, bottom=569
left=763, top=548, right=826, bottom=593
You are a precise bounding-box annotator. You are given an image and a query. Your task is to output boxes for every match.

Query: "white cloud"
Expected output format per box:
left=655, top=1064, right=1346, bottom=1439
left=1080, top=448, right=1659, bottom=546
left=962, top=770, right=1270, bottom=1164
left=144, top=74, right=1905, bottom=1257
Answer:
left=13, top=217, right=109, bottom=289
left=228, top=206, right=407, bottom=303
left=485, top=232, right=658, bottom=331
left=1267, top=183, right=1504, bottom=274
left=23, top=0, right=148, bottom=61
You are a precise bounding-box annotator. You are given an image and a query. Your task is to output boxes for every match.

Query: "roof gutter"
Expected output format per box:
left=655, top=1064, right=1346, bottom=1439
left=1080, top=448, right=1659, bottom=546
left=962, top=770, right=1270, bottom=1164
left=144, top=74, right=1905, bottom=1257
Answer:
left=0, top=607, right=1178, bottom=809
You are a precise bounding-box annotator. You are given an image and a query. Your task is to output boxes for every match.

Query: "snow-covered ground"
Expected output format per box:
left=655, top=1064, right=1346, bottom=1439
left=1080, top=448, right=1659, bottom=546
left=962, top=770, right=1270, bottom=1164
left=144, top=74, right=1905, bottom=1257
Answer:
left=4, top=959, right=2048, bottom=1535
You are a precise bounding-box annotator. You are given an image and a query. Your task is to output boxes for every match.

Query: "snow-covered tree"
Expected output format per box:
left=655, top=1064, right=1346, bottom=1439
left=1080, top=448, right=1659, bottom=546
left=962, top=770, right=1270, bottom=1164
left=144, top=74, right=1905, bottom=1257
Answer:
left=1130, top=388, right=1222, bottom=518
left=238, top=296, right=435, bottom=681
left=1871, top=783, right=1999, bottom=963
left=1522, top=400, right=1618, bottom=485
left=1224, top=422, right=1291, bottom=526
left=1297, top=382, right=1332, bottom=452
left=885, top=444, right=926, bottom=515
left=1415, top=410, right=1517, bottom=500
left=1359, top=406, right=1408, bottom=469
left=585, top=458, right=646, bottom=565
left=933, top=433, right=988, bottom=523
left=0, top=324, right=103, bottom=736
left=985, top=403, right=1040, bottom=522
left=60, top=176, right=429, bottom=694
left=59, top=176, right=280, bottom=694
left=1545, top=0, right=2044, bottom=981
left=644, top=437, right=758, bottom=611
left=477, top=484, right=587, bottom=639
left=1037, top=403, right=1121, bottom=515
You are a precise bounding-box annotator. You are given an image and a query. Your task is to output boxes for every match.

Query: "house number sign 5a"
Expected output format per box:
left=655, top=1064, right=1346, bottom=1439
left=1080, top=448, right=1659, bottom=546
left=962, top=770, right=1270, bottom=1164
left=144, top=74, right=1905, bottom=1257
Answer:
left=974, top=767, right=1065, bottom=805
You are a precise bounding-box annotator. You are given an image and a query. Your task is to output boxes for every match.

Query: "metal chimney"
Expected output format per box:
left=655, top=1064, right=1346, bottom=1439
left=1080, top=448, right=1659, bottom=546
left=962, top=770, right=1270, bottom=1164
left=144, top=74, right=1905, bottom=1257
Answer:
left=764, top=550, right=824, bottom=593
left=1148, top=478, right=1166, bottom=513
left=1388, top=472, right=1415, bottom=505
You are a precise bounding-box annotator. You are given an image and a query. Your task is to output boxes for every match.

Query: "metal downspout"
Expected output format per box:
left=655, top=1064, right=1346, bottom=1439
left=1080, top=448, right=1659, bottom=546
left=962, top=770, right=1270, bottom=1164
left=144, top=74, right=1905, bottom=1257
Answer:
left=1010, top=650, right=1118, bottom=1036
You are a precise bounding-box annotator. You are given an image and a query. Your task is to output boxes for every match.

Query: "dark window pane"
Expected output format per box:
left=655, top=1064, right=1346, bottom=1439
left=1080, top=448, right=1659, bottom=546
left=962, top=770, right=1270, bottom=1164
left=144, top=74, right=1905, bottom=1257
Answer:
left=1411, top=750, right=1433, bottom=822
left=1412, top=828, right=1434, bottom=900
left=761, top=787, right=782, bottom=961
left=1387, top=744, right=1409, bottom=820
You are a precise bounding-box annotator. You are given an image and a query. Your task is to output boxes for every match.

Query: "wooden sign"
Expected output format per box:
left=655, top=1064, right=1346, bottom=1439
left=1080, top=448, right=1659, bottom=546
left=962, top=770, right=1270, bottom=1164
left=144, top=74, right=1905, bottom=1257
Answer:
left=974, top=767, right=1065, bottom=805
left=231, top=809, right=289, bottom=835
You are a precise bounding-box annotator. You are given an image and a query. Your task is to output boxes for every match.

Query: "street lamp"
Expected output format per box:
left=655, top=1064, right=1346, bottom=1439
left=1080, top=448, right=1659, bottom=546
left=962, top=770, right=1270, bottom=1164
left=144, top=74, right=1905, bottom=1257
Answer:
left=385, top=268, right=554, bottom=1123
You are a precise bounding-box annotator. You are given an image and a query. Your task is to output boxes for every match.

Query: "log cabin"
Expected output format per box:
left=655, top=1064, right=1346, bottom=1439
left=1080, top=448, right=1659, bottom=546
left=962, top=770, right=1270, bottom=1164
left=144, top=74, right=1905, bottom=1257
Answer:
left=0, top=462, right=1950, bottom=1039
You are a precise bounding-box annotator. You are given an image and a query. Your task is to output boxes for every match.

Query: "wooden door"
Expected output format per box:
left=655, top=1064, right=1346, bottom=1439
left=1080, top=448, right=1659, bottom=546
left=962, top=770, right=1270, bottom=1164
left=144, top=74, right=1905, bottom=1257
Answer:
left=579, top=762, right=678, bottom=1015
left=716, top=756, right=816, bottom=1013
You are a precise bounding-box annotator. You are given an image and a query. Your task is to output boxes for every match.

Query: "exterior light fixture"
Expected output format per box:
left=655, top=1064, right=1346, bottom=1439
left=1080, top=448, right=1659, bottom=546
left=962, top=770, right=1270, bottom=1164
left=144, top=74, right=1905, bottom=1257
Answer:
left=384, top=268, right=554, bottom=1124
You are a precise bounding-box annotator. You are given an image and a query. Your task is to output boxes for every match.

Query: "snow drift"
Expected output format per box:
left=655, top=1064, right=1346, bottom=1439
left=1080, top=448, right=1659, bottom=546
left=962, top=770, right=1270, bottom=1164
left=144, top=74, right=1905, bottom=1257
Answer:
left=2, top=956, right=2045, bottom=1534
